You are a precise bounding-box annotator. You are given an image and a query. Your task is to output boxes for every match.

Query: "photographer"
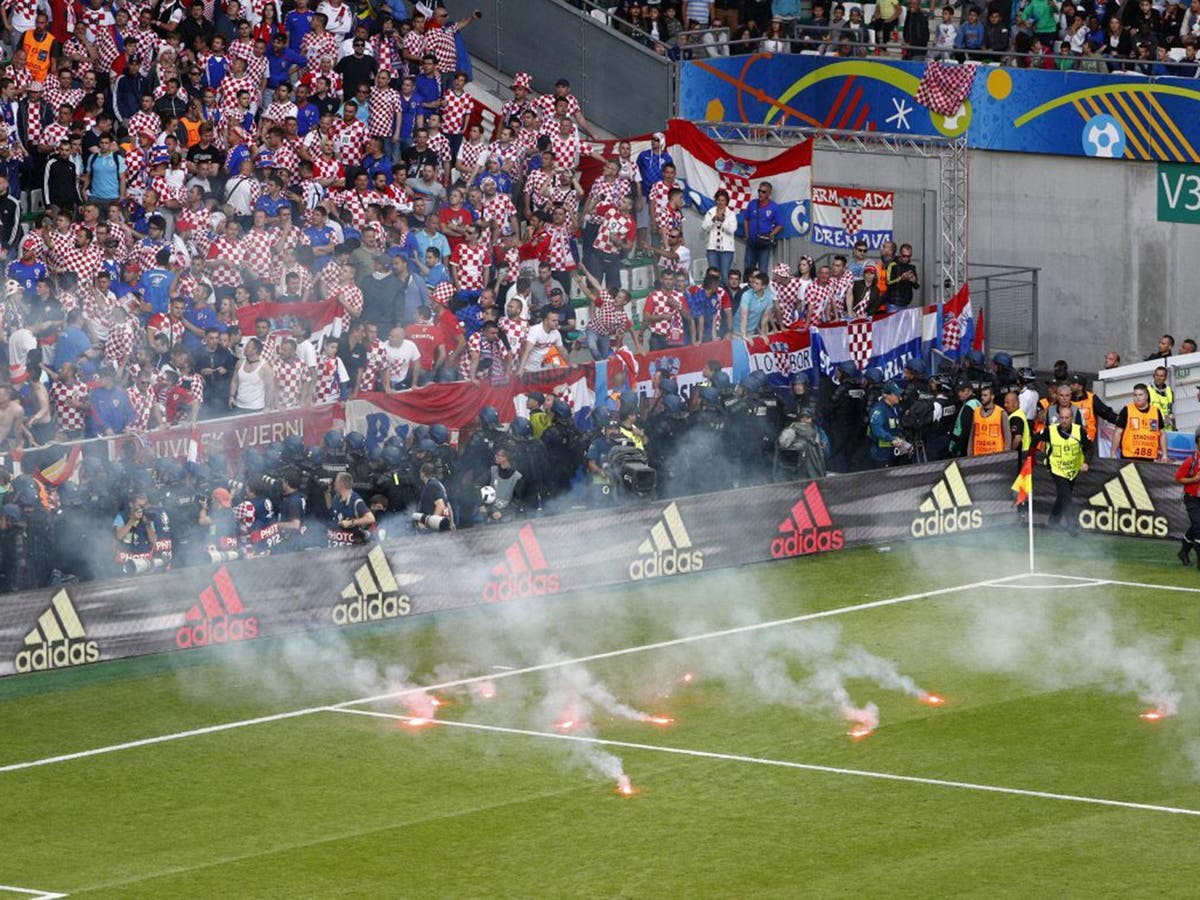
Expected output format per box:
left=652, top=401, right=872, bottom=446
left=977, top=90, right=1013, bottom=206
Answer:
left=275, top=468, right=308, bottom=552
left=112, top=492, right=158, bottom=575
left=326, top=472, right=375, bottom=546
left=480, top=447, right=522, bottom=525
left=415, top=462, right=454, bottom=532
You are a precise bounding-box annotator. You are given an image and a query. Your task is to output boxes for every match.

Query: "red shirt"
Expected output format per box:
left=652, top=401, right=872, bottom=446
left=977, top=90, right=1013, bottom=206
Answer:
left=1176, top=454, right=1200, bottom=497
left=405, top=323, right=442, bottom=369
left=438, top=205, right=473, bottom=254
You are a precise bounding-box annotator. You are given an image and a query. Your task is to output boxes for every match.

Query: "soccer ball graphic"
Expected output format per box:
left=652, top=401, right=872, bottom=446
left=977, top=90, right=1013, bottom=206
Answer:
left=480, top=485, right=497, bottom=505
left=1082, top=114, right=1126, bottom=159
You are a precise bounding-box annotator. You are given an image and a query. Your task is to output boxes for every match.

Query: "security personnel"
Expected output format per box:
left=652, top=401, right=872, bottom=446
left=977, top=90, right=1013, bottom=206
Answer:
left=1037, top=384, right=1091, bottom=533
left=1069, top=373, right=1118, bottom=451
left=964, top=349, right=997, bottom=396
left=1173, top=429, right=1200, bottom=567
left=867, top=383, right=911, bottom=468
left=1004, top=389, right=1032, bottom=462
left=1149, top=366, right=1176, bottom=430
left=970, top=385, right=1010, bottom=456
left=826, top=361, right=868, bottom=472
left=947, top=379, right=980, bottom=457
left=1112, top=383, right=1166, bottom=461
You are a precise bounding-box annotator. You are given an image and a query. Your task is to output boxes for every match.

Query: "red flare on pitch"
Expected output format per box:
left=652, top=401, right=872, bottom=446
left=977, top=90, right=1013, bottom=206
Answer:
left=919, top=693, right=946, bottom=707
left=476, top=681, right=496, bottom=700
left=400, top=716, right=436, bottom=730
left=647, top=715, right=675, bottom=726
left=847, top=725, right=874, bottom=741
left=555, top=718, right=578, bottom=732
left=616, top=775, right=637, bottom=796
left=1140, top=708, right=1169, bottom=722
left=681, top=673, right=695, bottom=684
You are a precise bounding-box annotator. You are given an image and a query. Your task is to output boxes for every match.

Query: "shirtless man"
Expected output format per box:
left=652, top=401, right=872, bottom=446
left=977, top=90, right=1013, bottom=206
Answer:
left=0, top=385, right=32, bottom=449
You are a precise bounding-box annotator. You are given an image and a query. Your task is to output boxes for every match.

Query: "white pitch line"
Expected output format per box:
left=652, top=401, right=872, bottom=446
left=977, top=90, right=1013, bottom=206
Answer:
left=330, top=707, right=1200, bottom=819
left=1046, top=574, right=1200, bottom=595
left=0, top=574, right=1020, bottom=776
left=1004, top=580, right=1111, bottom=590
left=0, top=886, right=68, bottom=899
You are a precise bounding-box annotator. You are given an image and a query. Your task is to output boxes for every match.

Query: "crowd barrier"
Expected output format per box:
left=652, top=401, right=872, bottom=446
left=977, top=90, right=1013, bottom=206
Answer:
left=0, top=455, right=1021, bottom=678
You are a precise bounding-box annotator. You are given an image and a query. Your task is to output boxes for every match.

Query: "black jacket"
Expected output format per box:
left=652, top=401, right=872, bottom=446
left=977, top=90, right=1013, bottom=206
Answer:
left=44, top=155, right=80, bottom=210
left=0, top=191, right=22, bottom=251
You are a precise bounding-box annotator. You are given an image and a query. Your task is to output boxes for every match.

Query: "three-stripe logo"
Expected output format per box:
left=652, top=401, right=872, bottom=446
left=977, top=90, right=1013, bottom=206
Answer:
left=333, top=545, right=412, bottom=624
left=14, top=590, right=100, bottom=673
left=771, top=482, right=845, bottom=559
left=1079, top=464, right=1168, bottom=537
left=911, top=462, right=983, bottom=538
left=175, top=566, right=259, bottom=649
left=483, top=524, right=560, bottom=602
left=629, top=502, right=704, bottom=580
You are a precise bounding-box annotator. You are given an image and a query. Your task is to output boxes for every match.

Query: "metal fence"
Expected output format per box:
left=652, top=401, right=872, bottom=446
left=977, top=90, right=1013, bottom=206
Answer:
left=969, top=264, right=1039, bottom=362
left=462, top=0, right=674, bottom=137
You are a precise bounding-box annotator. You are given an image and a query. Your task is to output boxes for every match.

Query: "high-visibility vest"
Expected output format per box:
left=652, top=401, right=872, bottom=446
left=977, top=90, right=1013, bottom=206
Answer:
left=1010, top=408, right=1031, bottom=452
left=1148, top=383, right=1174, bottom=427
left=181, top=116, right=204, bottom=148
left=1072, top=391, right=1097, bottom=442
left=22, top=31, right=53, bottom=82
left=1047, top=422, right=1084, bottom=480
left=1120, top=403, right=1162, bottom=460
left=971, top=404, right=1007, bottom=456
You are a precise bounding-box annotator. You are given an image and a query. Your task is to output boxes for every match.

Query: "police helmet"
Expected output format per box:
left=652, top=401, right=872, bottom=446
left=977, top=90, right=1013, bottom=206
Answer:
left=699, top=386, right=720, bottom=406
left=592, top=406, right=612, bottom=427
left=661, top=393, right=684, bottom=413
left=510, top=417, right=532, bottom=438
left=241, top=448, right=263, bottom=473
left=551, top=399, right=571, bottom=419
left=261, top=443, right=283, bottom=468
left=322, top=429, right=345, bottom=452
left=966, top=349, right=985, bottom=366
left=384, top=434, right=407, bottom=451
left=711, top=370, right=731, bottom=390
left=906, top=358, right=927, bottom=376
left=741, top=371, right=768, bottom=394
left=838, top=360, right=860, bottom=378
left=865, top=367, right=885, bottom=385
left=413, top=425, right=431, bottom=442
left=429, top=424, right=451, bottom=445
left=305, top=447, right=324, bottom=467
left=992, top=351, right=1013, bottom=369
left=417, top=438, right=439, bottom=453
left=345, top=431, right=367, bottom=453
left=479, top=406, right=500, bottom=427
left=282, top=434, right=305, bottom=461
left=382, top=445, right=404, bottom=467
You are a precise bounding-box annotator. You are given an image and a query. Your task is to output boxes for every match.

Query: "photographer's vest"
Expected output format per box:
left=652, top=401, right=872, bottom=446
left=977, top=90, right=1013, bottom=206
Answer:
left=971, top=405, right=1006, bottom=456
left=1010, top=407, right=1031, bottom=452
left=1148, top=383, right=1174, bottom=427
left=1120, top=403, right=1162, bottom=460
left=1072, top=391, right=1097, bottom=442
left=1047, top=423, right=1084, bottom=480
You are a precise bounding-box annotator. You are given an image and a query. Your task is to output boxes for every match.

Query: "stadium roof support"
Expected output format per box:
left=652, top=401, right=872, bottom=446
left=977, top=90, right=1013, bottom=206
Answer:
left=697, top=123, right=969, bottom=307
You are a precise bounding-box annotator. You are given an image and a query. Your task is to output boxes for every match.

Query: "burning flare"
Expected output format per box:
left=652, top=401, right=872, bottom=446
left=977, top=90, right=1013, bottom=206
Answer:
left=919, top=693, right=946, bottom=707
left=681, top=672, right=695, bottom=685
left=473, top=680, right=497, bottom=700
left=643, top=714, right=675, bottom=726
left=1140, top=707, right=1170, bottom=722
left=616, top=774, right=636, bottom=796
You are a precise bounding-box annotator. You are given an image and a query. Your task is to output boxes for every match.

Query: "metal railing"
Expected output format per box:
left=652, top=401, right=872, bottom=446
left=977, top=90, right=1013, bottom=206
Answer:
left=968, top=263, right=1040, bottom=362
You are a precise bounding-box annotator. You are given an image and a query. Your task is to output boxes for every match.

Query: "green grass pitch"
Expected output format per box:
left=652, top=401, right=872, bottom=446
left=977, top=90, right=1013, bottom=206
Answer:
left=5, top=530, right=1200, bottom=898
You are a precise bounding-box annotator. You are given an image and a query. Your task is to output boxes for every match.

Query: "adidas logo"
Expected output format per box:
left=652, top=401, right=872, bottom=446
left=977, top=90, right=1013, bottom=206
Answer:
left=1079, top=464, right=1168, bottom=537
left=334, top=545, right=412, bottom=625
left=15, top=590, right=100, bottom=673
left=483, top=524, right=560, bottom=602
left=629, top=502, right=704, bottom=580
left=175, top=566, right=259, bottom=649
left=911, top=462, right=983, bottom=538
left=771, top=483, right=844, bottom=559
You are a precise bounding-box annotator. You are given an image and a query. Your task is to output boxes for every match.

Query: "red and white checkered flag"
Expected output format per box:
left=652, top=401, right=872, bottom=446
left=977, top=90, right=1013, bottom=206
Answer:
left=847, top=318, right=874, bottom=370
left=915, top=60, right=977, bottom=117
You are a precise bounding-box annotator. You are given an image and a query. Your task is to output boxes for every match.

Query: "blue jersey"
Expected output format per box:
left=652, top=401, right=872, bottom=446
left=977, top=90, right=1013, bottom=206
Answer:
left=7, top=259, right=46, bottom=298
left=138, top=268, right=174, bottom=316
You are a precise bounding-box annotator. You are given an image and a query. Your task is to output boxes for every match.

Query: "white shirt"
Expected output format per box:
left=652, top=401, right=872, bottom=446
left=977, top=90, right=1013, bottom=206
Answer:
left=1019, top=386, right=1039, bottom=421
left=504, top=286, right=534, bottom=320
left=318, top=0, right=354, bottom=36
left=522, top=322, right=564, bottom=372
left=384, top=338, right=421, bottom=383
left=7, top=327, right=37, bottom=377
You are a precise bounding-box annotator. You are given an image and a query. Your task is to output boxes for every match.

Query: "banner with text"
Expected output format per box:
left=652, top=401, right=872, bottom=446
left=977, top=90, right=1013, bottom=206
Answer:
left=811, top=185, right=895, bottom=249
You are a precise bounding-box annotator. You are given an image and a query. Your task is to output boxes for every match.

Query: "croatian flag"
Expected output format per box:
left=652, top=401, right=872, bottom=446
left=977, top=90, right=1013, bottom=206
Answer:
left=235, top=300, right=344, bottom=358
left=810, top=185, right=895, bottom=250
left=809, top=307, right=926, bottom=381
left=665, top=119, right=813, bottom=239
left=934, top=283, right=979, bottom=361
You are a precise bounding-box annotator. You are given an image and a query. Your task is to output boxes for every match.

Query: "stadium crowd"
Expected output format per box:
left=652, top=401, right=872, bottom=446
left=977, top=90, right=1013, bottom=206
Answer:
left=0, top=0, right=1188, bottom=592
left=597, top=0, right=1200, bottom=74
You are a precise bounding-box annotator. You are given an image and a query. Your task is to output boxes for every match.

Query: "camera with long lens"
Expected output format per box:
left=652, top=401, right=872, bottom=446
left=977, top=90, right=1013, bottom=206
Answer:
left=411, top=512, right=451, bottom=532
left=123, top=557, right=166, bottom=575
left=207, top=548, right=241, bottom=564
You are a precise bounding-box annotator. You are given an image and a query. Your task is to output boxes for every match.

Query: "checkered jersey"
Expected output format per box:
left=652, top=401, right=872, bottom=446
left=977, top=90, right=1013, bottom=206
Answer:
left=62, top=38, right=93, bottom=77
left=546, top=222, right=575, bottom=271
left=588, top=288, right=631, bottom=337
left=451, top=240, right=489, bottom=291
left=440, top=89, right=473, bottom=136
left=480, top=193, right=516, bottom=232
left=312, top=355, right=345, bottom=403
left=301, top=30, right=339, bottom=71
left=41, top=81, right=78, bottom=110
left=150, top=175, right=185, bottom=207
left=352, top=339, right=385, bottom=393
left=319, top=258, right=344, bottom=295
left=915, top=60, right=977, bottom=116
left=426, top=22, right=459, bottom=74
left=57, top=244, right=103, bottom=286
left=773, top=279, right=803, bottom=328
left=804, top=279, right=837, bottom=325
left=261, top=101, right=297, bottom=129
left=592, top=204, right=634, bottom=256
left=229, top=38, right=254, bottom=62
left=147, top=312, right=186, bottom=346
left=549, top=131, right=581, bottom=171
left=427, top=132, right=452, bottom=169
left=494, top=244, right=521, bottom=284
left=273, top=355, right=310, bottom=408
left=828, top=271, right=855, bottom=320
left=459, top=331, right=511, bottom=382
left=648, top=180, right=675, bottom=228
left=273, top=261, right=314, bottom=299
left=331, top=117, right=368, bottom=167
left=95, top=26, right=122, bottom=71
left=272, top=139, right=301, bottom=178
left=128, top=109, right=161, bottom=140
left=373, top=33, right=403, bottom=75
left=401, top=30, right=425, bottom=68
left=218, top=74, right=256, bottom=116
left=368, top=85, right=399, bottom=138
left=206, top=236, right=244, bottom=286
left=643, top=289, right=682, bottom=338
left=239, top=226, right=278, bottom=273
left=533, top=91, right=581, bottom=122
left=457, top=139, right=487, bottom=176
left=104, top=317, right=139, bottom=369
left=126, top=383, right=155, bottom=432
left=331, top=282, right=363, bottom=330
left=499, top=314, right=528, bottom=349
left=42, top=122, right=69, bottom=148
left=51, top=380, right=89, bottom=432
left=133, top=237, right=169, bottom=274
left=586, top=177, right=629, bottom=225
left=7, top=0, right=36, bottom=32
left=328, top=188, right=373, bottom=231
left=131, top=26, right=159, bottom=69
left=22, top=101, right=48, bottom=146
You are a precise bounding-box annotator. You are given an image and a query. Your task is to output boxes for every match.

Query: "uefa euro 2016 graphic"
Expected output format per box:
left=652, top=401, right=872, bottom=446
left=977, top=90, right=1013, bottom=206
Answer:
left=681, top=55, right=1200, bottom=164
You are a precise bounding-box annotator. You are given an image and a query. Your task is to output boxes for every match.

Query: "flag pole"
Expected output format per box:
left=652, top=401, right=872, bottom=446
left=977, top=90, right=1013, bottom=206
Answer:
left=1027, top=455, right=1035, bottom=575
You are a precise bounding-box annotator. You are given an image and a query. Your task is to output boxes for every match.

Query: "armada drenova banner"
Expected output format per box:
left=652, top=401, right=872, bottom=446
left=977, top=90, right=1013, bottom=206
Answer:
left=680, top=54, right=1200, bottom=164
left=3, top=456, right=1183, bottom=678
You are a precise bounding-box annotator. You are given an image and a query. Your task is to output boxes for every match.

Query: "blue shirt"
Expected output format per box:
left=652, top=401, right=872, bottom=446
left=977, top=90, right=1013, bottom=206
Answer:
left=255, top=193, right=290, bottom=217
left=424, top=262, right=450, bottom=288
left=285, top=9, right=314, bottom=51
left=86, top=150, right=126, bottom=201
left=399, top=93, right=420, bottom=143
left=303, top=225, right=335, bottom=269
left=296, top=102, right=320, bottom=136
left=457, top=303, right=484, bottom=336
left=184, top=305, right=218, bottom=351
left=89, top=385, right=135, bottom=436
left=742, top=199, right=781, bottom=240
left=266, top=46, right=307, bottom=88
left=636, top=149, right=673, bottom=198
left=472, top=171, right=513, bottom=195
left=739, top=286, right=773, bottom=334
left=7, top=259, right=46, bottom=298
left=55, top=325, right=91, bottom=366
left=138, top=268, right=174, bottom=316
left=362, top=152, right=391, bottom=182
left=202, top=54, right=230, bottom=88
left=414, top=230, right=451, bottom=264
left=868, top=399, right=902, bottom=461
left=414, top=74, right=441, bottom=111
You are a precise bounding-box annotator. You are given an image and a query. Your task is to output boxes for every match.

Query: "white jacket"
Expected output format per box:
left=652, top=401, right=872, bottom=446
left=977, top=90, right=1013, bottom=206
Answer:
left=701, top=206, right=738, bottom=252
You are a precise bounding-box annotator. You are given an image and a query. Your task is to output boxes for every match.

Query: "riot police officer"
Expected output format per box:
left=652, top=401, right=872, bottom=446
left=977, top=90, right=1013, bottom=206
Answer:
left=867, top=383, right=912, bottom=468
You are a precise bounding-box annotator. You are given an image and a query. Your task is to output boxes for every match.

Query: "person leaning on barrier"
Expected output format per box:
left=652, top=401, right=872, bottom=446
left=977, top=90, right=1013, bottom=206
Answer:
left=1174, top=429, right=1200, bottom=568
left=1112, top=383, right=1166, bottom=461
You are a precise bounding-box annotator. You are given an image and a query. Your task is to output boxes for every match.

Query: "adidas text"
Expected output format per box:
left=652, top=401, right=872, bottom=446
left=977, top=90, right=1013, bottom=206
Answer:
left=175, top=615, right=260, bottom=649
left=15, top=639, right=100, bottom=673
left=1078, top=507, right=1168, bottom=537
left=910, top=508, right=982, bottom=538
left=771, top=528, right=844, bottom=558
left=483, top=573, right=560, bottom=603
left=629, top=549, right=704, bottom=580
left=333, top=593, right=412, bottom=624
